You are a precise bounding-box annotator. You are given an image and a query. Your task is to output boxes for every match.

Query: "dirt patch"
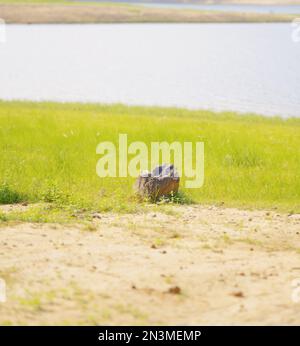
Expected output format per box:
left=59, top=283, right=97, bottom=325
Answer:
left=0, top=205, right=300, bottom=325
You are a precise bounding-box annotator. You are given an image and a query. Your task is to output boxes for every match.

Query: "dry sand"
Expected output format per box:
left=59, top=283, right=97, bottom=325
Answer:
left=0, top=204, right=300, bottom=325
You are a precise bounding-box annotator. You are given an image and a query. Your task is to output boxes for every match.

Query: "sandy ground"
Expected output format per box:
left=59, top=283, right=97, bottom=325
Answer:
left=0, top=4, right=296, bottom=24
left=0, top=204, right=300, bottom=326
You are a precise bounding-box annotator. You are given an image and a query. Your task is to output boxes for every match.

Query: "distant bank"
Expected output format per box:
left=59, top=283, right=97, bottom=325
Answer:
left=0, top=3, right=297, bottom=24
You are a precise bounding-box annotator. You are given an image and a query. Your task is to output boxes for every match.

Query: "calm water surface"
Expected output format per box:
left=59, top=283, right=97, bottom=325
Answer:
left=82, top=1, right=300, bottom=14
left=0, top=24, right=300, bottom=117
left=136, top=2, right=300, bottom=14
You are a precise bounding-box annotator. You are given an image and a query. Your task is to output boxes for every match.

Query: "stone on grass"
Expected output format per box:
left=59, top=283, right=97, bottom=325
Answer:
left=135, top=164, right=180, bottom=200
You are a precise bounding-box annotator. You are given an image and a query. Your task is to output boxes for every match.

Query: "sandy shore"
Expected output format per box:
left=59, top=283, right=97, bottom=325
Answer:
left=0, top=204, right=300, bottom=325
left=0, top=4, right=297, bottom=24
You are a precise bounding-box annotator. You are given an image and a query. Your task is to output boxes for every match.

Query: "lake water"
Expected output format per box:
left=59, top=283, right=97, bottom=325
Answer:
left=136, top=3, right=300, bottom=15
left=0, top=24, right=300, bottom=117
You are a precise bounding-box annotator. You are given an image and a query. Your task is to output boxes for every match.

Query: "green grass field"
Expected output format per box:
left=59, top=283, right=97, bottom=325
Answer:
left=0, top=101, right=299, bottom=220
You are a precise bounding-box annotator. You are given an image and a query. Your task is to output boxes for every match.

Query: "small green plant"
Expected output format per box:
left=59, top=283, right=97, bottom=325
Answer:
left=157, top=191, right=194, bottom=205
left=41, top=184, right=69, bottom=205
left=0, top=211, right=8, bottom=222
left=0, top=183, right=26, bottom=204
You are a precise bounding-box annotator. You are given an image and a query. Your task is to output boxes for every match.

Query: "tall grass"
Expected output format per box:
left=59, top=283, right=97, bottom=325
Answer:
left=0, top=100, right=299, bottom=213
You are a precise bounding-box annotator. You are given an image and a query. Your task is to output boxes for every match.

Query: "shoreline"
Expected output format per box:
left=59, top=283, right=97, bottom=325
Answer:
left=1, top=99, right=299, bottom=121
left=0, top=4, right=297, bottom=24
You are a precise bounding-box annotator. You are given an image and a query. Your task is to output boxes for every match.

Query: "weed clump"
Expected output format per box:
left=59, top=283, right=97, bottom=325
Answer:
left=0, top=183, right=26, bottom=205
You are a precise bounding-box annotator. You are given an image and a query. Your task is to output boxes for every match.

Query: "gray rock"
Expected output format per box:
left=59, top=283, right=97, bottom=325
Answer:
left=135, top=164, right=180, bottom=200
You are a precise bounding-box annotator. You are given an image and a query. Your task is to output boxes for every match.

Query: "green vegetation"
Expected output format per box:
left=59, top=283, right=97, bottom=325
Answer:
left=0, top=101, right=299, bottom=219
